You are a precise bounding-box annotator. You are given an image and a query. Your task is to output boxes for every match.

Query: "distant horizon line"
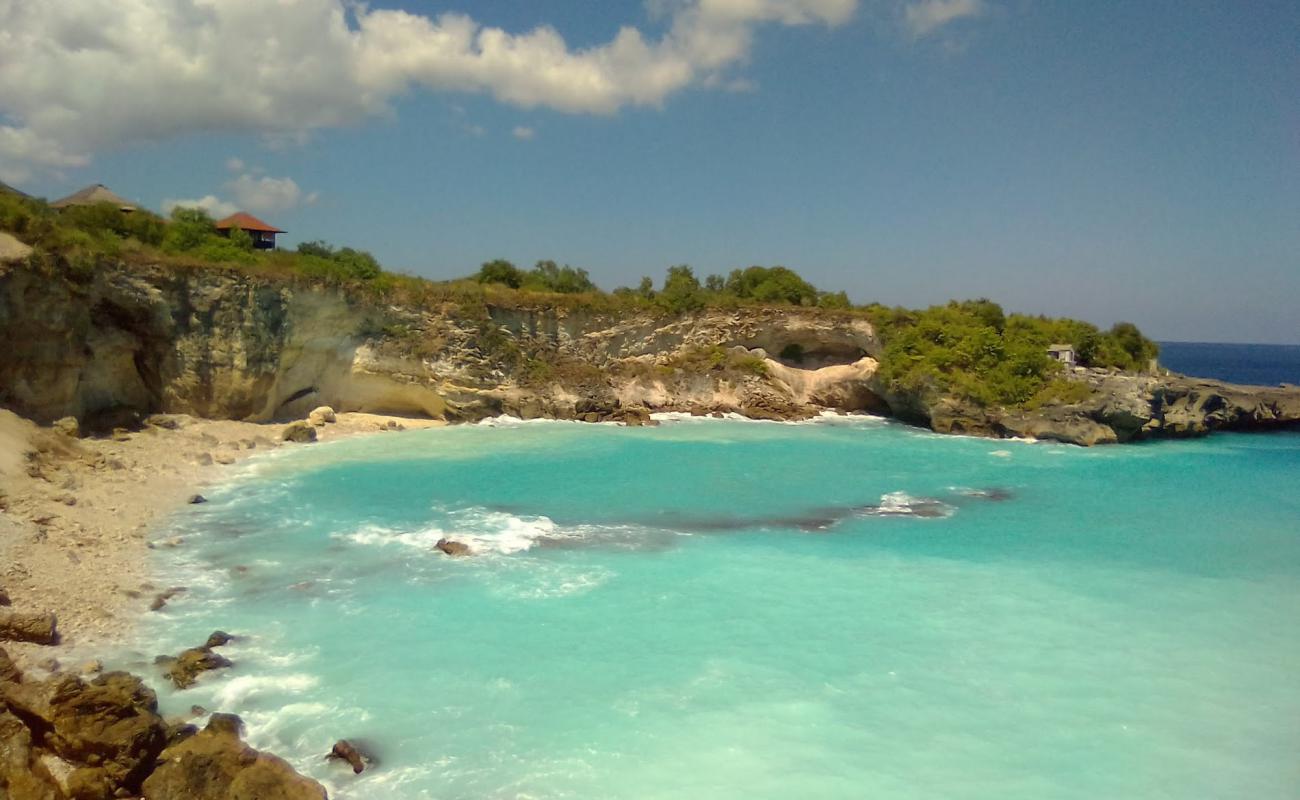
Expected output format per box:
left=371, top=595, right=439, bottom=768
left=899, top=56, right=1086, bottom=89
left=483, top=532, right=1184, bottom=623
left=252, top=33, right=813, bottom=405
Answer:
left=1158, top=340, right=1300, bottom=348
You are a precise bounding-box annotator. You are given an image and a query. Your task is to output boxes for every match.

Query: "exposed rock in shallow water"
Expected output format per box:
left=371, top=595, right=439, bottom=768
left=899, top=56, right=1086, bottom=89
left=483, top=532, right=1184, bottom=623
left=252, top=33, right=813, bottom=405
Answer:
left=0, top=610, right=58, bottom=645
left=436, top=538, right=472, bottom=557
left=143, top=713, right=328, bottom=800
left=327, top=738, right=370, bottom=774
left=204, top=630, right=234, bottom=649
left=156, top=645, right=232, bottom=690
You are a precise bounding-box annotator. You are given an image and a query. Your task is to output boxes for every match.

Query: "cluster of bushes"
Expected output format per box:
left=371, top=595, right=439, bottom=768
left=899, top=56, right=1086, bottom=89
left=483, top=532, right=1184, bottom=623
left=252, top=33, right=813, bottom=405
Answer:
left=868, top=299, right=1160, bottom=407
left=293, top=240, right=383, bottom=282
left=159, top=208, right=258, bottom=264
left=472, top=260, right=851, bottom=313
left=473, top=259, right=597, bottom=294
left=0, top=193, right=167, bottom=271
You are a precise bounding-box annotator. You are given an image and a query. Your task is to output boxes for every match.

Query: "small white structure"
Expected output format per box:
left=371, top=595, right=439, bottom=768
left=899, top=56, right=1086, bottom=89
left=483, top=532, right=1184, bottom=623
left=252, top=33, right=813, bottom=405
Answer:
left=1047, top=343, right=1076, bottom=368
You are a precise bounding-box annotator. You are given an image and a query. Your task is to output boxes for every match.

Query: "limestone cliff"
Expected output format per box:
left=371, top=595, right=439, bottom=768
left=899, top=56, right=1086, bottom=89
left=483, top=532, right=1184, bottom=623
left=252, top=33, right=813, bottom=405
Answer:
left=0, top=259, right=883, bottom=428
left=0, top=257, right=1296, bottom=444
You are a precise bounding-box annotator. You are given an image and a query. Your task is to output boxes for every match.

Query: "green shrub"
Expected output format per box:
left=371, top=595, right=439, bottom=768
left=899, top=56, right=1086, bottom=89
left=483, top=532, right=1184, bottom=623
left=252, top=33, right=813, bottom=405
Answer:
left=475, top=259, right=525, bottom=288
left=657, top=265, right=705, bottom=313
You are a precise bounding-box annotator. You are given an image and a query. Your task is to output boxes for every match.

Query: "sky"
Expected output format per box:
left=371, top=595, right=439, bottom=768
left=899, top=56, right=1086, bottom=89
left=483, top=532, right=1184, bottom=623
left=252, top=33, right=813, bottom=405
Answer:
left=1, top=0, right=1297, bottom=343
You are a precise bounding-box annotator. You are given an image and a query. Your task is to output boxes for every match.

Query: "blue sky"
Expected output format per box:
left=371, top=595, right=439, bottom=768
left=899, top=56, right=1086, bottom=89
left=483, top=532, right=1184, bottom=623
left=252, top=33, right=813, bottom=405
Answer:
left=3, top=1, right=1297, bottom=343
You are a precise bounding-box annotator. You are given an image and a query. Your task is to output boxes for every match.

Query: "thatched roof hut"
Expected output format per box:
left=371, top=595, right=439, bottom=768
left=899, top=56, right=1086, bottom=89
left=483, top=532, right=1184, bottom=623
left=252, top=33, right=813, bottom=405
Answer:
left=51, top=183, right=137, bottom=212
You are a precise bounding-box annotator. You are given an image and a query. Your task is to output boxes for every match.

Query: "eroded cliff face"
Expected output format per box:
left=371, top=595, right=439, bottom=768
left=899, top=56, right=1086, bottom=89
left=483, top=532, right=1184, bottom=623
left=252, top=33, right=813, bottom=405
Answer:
left=0, top=260, right=886, bottom=428
left=3, top=258, right=1296, bottom=444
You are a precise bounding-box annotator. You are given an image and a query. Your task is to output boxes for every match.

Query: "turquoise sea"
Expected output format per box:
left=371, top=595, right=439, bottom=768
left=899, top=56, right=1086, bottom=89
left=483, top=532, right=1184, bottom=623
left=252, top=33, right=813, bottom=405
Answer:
left=131, top=416, right=1300, bottom=799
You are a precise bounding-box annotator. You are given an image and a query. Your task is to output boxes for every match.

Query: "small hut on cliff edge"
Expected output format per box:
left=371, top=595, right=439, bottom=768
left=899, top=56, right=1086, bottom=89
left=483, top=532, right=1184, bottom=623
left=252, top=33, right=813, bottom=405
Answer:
left=214, top=212, right=285, bottom=250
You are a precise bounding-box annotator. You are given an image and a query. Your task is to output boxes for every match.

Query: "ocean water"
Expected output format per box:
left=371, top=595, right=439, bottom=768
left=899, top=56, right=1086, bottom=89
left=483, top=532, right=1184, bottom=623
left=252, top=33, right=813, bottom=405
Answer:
left=130, top=416, right=1300, bottom=800
left=1159, top=341, right=1300, bottom=386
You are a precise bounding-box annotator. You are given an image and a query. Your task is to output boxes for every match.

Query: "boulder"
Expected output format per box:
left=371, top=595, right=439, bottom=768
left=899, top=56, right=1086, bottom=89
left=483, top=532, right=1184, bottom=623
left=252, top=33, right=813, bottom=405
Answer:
left=157, top=647, right=233, bottom=690
left=142, top=714, right=328, bottom=800
left=0, top=230, right=33, bottom=263
left=281, top=421, right=318, bottom=443
left=307, top=406, right=337, bottom=426
left=188, top=494, right=207, bottom=505
left=0, top=646, right=21, bottom=684
left=0, top=708, right=54, bottom=800
left=999, top=409, right=1119, bottom=447
left=0, top=610, right=58, bottom=645
left=326, top=739, right=368, bottom=774
left=435, top=539, right=471, bottom=557
left=51, top=416, right=80, bottom=439
left=144, top=414, right=186, bottom=430
left=1, top=671, right=168, bottom=795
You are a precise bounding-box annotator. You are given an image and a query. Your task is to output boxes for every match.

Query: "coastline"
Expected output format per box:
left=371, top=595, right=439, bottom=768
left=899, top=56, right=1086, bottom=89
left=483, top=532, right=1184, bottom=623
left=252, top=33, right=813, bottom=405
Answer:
left=0, top=410, right=442, bottom=672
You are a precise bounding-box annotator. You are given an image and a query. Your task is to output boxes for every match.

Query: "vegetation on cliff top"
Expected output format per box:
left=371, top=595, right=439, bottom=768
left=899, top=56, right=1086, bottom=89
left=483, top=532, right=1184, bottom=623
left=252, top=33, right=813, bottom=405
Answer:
left=1, top=191, right=1160, bottom=409
left=867, top=300, right=1160, bottom=407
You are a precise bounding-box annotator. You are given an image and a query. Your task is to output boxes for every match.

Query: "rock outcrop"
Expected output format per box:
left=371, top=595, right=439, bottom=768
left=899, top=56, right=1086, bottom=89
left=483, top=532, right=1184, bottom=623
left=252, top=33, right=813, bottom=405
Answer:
left=0, top=611, right=57, bottom=645
left=902, top=371, right=1300, bottom=446
left=143, top=713, right=327, bottom=800
left=156, top=635, right=234, bottom=690
left=0, top=655, right=327, bottom=799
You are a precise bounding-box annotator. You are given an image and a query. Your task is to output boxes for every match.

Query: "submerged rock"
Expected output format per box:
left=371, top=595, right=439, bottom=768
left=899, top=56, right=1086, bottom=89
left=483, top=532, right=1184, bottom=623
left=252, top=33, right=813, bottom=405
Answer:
left=435, top=538, right=472, bottom=557
left=142, top=713, right=328, bottom=800
left=0, top=610, right=58, bottom=645
left=187, top=494, right=207, bottom=505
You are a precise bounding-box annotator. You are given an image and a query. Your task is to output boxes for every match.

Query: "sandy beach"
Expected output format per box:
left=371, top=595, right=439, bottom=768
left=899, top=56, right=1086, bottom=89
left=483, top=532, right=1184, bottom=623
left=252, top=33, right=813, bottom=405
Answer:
left=0, top=409, right=442, bottom=671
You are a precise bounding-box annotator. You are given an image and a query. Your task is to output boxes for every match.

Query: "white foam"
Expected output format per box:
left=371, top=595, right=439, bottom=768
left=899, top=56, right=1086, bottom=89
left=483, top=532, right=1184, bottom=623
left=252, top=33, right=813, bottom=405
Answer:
left=441, top=510, right=559, bottom=555
left=869, top=491, right=955, bottom=518
left=212, top=673, right=320, bottom=707
left=650, top=410, right=888, bottom=426
left=339, top=510, right=564, bottom=556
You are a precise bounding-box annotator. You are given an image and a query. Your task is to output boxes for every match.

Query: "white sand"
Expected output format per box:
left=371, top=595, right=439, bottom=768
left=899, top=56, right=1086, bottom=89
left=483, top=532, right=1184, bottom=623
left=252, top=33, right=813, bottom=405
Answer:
left=0, top=409, right=442, bottom=669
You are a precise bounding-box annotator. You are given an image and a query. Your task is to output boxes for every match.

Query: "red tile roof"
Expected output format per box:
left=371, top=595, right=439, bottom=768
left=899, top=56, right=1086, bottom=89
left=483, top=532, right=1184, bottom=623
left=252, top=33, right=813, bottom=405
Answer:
left=214, top=212, right=285, bottom=233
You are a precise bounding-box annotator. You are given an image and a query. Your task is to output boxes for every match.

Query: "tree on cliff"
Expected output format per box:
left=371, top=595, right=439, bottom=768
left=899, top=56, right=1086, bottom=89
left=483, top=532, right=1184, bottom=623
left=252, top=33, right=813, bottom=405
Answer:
left=658, top=265, right=706, bottom=313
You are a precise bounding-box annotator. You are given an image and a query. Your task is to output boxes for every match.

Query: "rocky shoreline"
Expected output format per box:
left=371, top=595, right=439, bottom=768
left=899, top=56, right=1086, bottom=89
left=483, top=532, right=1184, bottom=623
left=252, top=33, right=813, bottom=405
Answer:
left=0, top=639, right=330, bottom=799
left=0, top=408, right=441, bottom=798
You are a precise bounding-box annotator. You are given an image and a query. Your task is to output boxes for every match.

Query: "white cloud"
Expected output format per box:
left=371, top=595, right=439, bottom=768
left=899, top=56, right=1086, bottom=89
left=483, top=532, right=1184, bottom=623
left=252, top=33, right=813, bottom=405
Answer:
left=162, top=166, right=315, bottom=219
left=226, top=173, right=307, bottom=215
left=161, top=195, right=238, bottom=219
left=0, top=0, right=860, bottom=177
left=224, top=157, right=245, bottom=173
left=903, top=0, right=984, bottom=38
left=512, top=126, right=536, bottom=140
